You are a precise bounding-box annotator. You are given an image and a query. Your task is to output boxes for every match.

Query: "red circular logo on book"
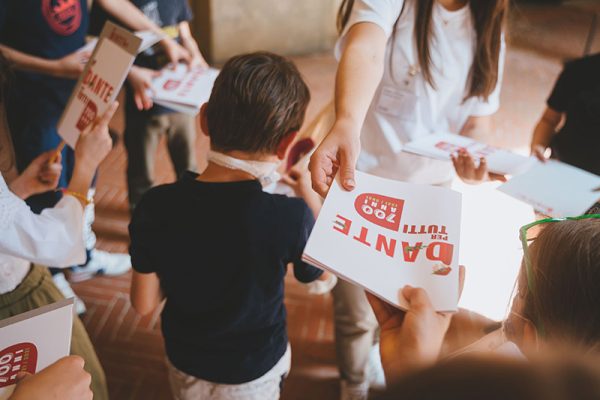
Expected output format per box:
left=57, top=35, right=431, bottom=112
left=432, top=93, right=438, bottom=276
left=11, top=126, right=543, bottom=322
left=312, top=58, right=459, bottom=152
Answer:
left=42, top=0, right=82, bottom=36
left=163, top=80, right=182, bottom=91
left=0, top=343, right=38, bottom=388
left=354, top=193, right=404, bottom=232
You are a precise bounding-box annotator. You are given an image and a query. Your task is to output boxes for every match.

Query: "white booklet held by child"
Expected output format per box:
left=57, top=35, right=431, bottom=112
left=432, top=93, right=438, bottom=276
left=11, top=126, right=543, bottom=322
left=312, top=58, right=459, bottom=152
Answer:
left=498, top=160, right=600, bottom=217
left=149, top=64, right=219, bottom=115
left=302, top=171, right=462, bottom=312
left=78, top=29, right=164, bottom=55
left=58, top=21, right=142, bottom=148
left=404, top=133, right=536, bottom=176
left=0, top=299, right=74, bottom=399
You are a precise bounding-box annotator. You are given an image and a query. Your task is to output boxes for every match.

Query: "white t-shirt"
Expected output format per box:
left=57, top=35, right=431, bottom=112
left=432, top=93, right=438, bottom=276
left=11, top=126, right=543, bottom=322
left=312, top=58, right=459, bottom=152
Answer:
left=0, top=173, right=85, bottom=294
left=337, top=0, right=505, bottom=184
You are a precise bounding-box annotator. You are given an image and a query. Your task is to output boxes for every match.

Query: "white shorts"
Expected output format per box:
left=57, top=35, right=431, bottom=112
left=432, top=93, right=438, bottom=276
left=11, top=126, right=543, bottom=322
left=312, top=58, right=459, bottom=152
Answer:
left=167, top=344, right=292, bottom=400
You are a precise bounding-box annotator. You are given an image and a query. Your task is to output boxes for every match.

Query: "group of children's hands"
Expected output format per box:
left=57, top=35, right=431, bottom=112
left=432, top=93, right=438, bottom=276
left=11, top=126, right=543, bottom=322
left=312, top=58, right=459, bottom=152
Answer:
left=129, top=36, right=208, bottom=111
left=49, top=34, right=208, bottom=112
left=9, top=356, right=92, bottom=400
left=8, top=102, right=117, bottom=200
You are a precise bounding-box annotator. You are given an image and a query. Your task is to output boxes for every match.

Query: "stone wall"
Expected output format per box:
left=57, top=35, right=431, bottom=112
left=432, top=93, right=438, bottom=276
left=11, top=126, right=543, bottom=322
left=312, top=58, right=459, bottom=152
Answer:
left=189, top=0, right=341, bottom=64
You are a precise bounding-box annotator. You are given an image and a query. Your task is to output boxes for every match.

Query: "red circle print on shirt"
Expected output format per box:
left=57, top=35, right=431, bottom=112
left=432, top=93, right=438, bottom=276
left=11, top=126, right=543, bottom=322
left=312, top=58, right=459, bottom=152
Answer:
left=42, top=0, right=82, bottom=36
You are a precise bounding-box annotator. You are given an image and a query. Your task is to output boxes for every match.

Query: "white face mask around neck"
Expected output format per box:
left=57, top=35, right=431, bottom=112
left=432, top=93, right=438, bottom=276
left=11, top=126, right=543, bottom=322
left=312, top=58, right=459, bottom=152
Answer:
left=207, top=150, right=281, bottom=188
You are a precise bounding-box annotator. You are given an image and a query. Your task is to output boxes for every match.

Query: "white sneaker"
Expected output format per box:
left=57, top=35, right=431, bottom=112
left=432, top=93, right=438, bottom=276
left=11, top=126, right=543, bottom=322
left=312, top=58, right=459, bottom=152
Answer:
left=367, top=343, right=386, bottom=390
left=69, top=249, right=131, bottom=282
left=52, top=273, right=87, bottom=315
left=340, top=380, right=369, bottom=400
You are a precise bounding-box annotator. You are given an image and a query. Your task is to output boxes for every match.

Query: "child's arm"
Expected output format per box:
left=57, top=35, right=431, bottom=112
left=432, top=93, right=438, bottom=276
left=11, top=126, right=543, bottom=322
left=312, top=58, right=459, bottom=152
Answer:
left=178, top=21, right=208, bottom=69
left=96, top=0, right=191, bottom=66
left=281, top=167, right=322, bottom=217
left=127, top=66, right=160, bottom=111
left=530, top=107, right=563, bottom=161
left=130, top=271, right=164, bottom=316
left=0, top=44, right=88, bottom=79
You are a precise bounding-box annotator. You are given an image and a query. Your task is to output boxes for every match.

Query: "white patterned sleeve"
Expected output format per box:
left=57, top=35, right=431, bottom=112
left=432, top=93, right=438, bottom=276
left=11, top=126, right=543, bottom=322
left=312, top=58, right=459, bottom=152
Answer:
left=0, top=175, right=86, bottom=266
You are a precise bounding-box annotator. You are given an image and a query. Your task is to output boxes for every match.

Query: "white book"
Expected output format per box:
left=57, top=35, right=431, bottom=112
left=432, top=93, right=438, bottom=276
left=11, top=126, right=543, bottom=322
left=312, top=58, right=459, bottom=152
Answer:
left=404, top=133, right=537, bottom=176
left=498, top=160, right=600, bottom=217
left=0, top=299, right=74, bottom=399
left=78, top=30, right=164, bottom=55
left=302, top=171, right=462, bottom=312
left=150, top=65, right=219, bottom=115
left=58, top=22, right=142, bottom=148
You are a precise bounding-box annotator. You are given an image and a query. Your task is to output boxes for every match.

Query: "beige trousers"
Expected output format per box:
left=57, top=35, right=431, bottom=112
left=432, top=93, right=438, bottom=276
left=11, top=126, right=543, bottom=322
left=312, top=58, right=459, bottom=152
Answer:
left=167, top=344, right=291, bottom=400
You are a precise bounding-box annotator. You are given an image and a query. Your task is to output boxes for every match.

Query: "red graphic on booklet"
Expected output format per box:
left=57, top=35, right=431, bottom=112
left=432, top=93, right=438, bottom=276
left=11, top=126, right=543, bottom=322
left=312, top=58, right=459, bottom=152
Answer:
left=435, top=141, right=495, bottom=158
left=42, top=0, right=82, bottom=36
left=432, top=263, right=452, bottom=276
left=76, top=100, right=97, bottom=131
left=0, top=343, right=38, bottom=388
left=354, top=193, right=404, bottom=232
left=163, top=79, right=182, bottom=91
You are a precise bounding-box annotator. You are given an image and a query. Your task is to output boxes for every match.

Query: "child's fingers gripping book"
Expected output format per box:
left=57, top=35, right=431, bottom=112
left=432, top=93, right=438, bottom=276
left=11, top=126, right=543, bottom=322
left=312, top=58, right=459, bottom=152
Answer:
left=0, top=299, right=74, bottom=399
left=302, top=171, right=462, bottom=312
left=58, top=21, right=142, bottom=148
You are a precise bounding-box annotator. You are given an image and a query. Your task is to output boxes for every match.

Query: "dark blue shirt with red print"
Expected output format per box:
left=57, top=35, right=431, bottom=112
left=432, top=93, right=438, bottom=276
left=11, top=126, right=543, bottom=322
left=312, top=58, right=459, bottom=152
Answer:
left=0, top=0, right=87, bottom=179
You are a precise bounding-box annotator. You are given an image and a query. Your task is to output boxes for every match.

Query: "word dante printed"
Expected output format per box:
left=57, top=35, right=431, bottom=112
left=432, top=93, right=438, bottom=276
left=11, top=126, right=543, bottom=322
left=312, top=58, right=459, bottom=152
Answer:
left=333, top=215, right=454, bottom=265
left=82, top=65, right=115, bottom=103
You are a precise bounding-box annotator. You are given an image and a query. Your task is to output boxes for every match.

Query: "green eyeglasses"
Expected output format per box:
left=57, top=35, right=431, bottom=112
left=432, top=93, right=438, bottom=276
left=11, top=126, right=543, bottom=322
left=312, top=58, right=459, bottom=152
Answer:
left=519, top=214, right=600, bottom=296
left=518, top=214, right=600, bottom=336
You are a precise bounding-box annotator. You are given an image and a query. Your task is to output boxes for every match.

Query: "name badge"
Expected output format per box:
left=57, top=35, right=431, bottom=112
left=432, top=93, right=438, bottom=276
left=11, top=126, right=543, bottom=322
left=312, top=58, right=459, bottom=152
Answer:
left=376, top=79, right=419, bottom=121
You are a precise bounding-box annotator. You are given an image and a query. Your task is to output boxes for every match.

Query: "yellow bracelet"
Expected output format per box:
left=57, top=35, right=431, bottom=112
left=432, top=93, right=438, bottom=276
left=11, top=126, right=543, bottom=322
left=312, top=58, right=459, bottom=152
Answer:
left=59, top=189, right=93, bottom=206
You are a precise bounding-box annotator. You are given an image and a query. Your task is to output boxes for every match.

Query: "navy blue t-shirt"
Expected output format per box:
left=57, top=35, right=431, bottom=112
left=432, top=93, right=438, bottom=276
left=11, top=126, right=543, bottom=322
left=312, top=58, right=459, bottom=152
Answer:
left=0, top=0, right=87, bottom=174
left=129, top=173, right=323, bottom=384
left=547, top=53, right=600, bottom=175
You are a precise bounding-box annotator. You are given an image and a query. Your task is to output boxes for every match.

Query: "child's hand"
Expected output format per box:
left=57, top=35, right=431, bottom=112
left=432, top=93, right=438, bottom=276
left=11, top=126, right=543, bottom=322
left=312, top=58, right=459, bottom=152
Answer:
left=9, top=151, right=63, bottom=199
left=282, top=167, right=323, bottom=217
left=51, top=50, right=90, bottom=79
left=10, top=356, right=92, bottom=400
left=159, top=38, right=191, bottom=68
left=281, top=167, right=313, bottom=199
left=128, top=66, right=160, bottom=110
left=451, top=149, right=506, bottom=185
left=368, top=265, right=465, bottom=384
left=531, top=144, right=549, bottom=162
left=178, top=21, right=209, bottom=71
left=305, top=271, right=338, bottom=295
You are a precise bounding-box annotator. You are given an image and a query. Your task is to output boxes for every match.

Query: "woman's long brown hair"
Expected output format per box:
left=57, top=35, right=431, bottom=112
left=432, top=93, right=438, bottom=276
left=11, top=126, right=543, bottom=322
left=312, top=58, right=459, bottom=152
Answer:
left=337, top=0, right=508, bottom=101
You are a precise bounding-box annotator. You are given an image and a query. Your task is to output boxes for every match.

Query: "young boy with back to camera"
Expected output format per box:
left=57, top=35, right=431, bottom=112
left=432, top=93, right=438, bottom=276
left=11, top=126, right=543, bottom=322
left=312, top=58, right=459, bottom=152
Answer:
left=128, top=51, right=332, bottom=400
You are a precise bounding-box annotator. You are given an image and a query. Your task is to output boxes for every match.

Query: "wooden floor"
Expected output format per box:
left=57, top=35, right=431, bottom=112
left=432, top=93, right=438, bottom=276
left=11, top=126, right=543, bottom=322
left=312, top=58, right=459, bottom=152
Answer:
left=70, top=4, right=599, bottom=399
